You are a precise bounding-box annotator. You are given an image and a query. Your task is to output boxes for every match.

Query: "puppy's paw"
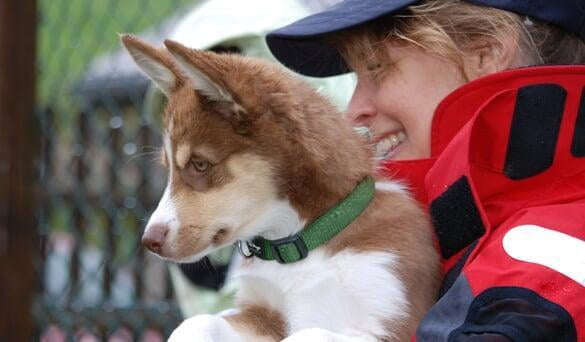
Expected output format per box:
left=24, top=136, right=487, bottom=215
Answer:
left=169, top=314, right=242, bottom=342
left=284, top=328, right=344, bottom=342
left=282, top=328, right=371, bottom=342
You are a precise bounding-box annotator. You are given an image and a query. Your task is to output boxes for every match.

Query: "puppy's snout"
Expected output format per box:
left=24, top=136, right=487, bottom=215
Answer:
left=142, top=224, right=169, bottom=254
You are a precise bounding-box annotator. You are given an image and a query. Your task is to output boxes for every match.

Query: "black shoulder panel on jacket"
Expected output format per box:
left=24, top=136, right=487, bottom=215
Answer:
left=504, top=84, right=566, bottom=180
left=571, top=86, right=585, bottom=157
left=430, top=176, right=486, bottom=259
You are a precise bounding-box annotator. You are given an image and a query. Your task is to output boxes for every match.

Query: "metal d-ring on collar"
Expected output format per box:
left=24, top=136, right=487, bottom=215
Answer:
left=237, top=240, right=260, bottom=258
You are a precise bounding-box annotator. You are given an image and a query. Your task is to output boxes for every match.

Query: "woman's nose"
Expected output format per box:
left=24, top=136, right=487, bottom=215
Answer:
left=346, top=82, right=376, bottom=126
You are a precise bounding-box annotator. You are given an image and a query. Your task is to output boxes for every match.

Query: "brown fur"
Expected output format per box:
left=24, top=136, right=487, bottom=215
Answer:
left=212, top=228, right=229, bottom=246
left=162, top=39, right=372, bottom=219
left=224, top=305, right=287, bottom=341
left=122, top=35, right=440, bottom=341
left=326, top=191, right=441, bottom=340
left=174, top=223, right=207, bottom=258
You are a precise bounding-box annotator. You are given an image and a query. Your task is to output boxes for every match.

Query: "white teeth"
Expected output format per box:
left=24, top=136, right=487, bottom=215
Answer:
left=390, top=135, right=399, bottom=145
left=375, top=131, right=406, bottom=159
left=397, top=131, right=406, bottom=142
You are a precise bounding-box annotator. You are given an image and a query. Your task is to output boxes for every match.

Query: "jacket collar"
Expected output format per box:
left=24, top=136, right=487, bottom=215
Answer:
left=427, top=65, right=585, bottom=223
left=381, top=65, right=585, bottom=263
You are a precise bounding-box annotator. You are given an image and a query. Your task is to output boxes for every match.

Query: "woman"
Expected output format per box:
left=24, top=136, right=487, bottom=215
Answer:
left=267, top=0, right=585, bottom=340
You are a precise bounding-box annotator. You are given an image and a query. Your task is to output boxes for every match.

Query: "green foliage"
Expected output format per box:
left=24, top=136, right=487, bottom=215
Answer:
left=38, top=0, right=193, bottom=117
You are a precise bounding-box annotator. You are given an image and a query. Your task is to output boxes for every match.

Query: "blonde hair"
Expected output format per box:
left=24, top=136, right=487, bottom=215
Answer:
left=329, top=0, right=585, bottom=77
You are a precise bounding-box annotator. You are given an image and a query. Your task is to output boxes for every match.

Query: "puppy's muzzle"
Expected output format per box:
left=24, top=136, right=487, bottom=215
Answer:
left=142, top=224, right=169, bottom=255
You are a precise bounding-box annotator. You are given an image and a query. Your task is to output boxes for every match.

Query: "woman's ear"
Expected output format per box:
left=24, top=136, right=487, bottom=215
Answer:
left=462, top=32, right=521, bottom=81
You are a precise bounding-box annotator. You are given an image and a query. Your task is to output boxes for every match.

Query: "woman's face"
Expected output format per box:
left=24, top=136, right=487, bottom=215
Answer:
left=346, top=43, right=468, bottom=161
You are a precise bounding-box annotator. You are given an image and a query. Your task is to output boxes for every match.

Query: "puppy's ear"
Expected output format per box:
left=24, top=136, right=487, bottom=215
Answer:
left=120, top=34, right=183, bottom=96
left=164, top=39, right=247, bottom=120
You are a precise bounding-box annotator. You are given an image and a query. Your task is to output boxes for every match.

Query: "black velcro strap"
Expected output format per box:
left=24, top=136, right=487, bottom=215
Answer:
left=504, top=84, right=566, bottom=180
left=430, top=176, right=486, bottom=259
left=571, top=86, right=585, bottom=157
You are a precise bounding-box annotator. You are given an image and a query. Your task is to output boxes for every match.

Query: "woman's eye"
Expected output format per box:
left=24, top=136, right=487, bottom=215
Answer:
left=191, top=159, right=211, bottom=173
left=366, top=63, right=382, bottom=72
left=366, top=61, right=394, bottom=82
left=368, top=66, right=385, bottom=80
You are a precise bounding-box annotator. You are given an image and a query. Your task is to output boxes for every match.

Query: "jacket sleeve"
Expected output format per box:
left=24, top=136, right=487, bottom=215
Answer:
left=416, top=273, right=578, bottom=342
left=416, top=210, right=583, bottom=342
left=447, top=286, right=577, bottom=342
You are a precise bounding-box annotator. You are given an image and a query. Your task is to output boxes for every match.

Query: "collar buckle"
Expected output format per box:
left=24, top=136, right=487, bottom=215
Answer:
left=246, top=177, right=374, bottom=264
left=265, top=234, right=309, bottom=264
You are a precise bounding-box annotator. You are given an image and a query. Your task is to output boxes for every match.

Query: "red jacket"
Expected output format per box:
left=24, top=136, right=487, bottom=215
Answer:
left=381, top=66, right=585, bottom=341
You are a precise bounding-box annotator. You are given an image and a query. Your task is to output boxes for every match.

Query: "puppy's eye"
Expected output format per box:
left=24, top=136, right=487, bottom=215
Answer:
left=190, top=159, right=211, bottom=173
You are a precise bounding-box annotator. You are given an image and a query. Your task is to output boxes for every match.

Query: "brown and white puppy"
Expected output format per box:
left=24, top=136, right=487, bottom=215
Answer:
left=121, top=34, right=440, bottom=342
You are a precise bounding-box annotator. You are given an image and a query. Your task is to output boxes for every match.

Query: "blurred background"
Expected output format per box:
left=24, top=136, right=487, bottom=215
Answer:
left=0, top=0, right=353, bottom=341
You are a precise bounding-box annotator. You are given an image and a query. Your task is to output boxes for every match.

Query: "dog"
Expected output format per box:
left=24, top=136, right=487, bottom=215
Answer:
left=121, top=34, right=440, bottom=342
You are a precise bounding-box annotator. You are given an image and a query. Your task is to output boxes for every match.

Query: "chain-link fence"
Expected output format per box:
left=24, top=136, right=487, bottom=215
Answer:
left=36, top=1, right=196, bottom=340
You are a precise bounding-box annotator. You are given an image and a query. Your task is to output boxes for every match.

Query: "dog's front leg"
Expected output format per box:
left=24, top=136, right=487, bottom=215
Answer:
left=222, top=306, right=284, bottom=342
left=282, top=328, right=377, bottom=342
left=168, top=314, right=243, bottom=342
left=169, top=310, right=282, bottom=342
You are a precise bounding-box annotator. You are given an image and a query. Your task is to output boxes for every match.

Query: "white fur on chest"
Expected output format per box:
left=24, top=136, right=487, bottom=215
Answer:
left=232, top=249, right=408, bottom=339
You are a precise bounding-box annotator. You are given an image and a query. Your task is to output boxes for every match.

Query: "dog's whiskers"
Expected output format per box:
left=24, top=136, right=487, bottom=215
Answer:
left=125, top=148, right=161, bottom=164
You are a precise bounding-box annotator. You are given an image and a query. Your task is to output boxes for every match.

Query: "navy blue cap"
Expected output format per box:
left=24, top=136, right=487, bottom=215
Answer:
left=267, top=0, right=585, bottom=77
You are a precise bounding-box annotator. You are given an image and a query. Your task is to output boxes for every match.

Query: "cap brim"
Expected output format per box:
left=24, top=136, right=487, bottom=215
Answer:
left=267, top=0, right=417, bottom=77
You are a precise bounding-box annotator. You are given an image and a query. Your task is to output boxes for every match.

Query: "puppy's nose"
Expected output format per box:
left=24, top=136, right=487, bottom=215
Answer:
left=142, top=224, right=169, bottom=254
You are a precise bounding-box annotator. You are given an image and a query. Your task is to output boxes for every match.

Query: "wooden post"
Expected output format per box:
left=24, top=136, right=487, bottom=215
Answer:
left=0, top=0, right=38, bottom=339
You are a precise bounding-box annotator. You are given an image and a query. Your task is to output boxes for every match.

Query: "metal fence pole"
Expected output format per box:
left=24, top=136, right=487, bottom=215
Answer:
left=0, top=0, right=38, bottom=340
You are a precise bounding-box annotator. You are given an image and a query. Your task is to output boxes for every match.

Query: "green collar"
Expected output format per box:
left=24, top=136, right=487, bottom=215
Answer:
left=237, top=177, right=375, bottom=264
